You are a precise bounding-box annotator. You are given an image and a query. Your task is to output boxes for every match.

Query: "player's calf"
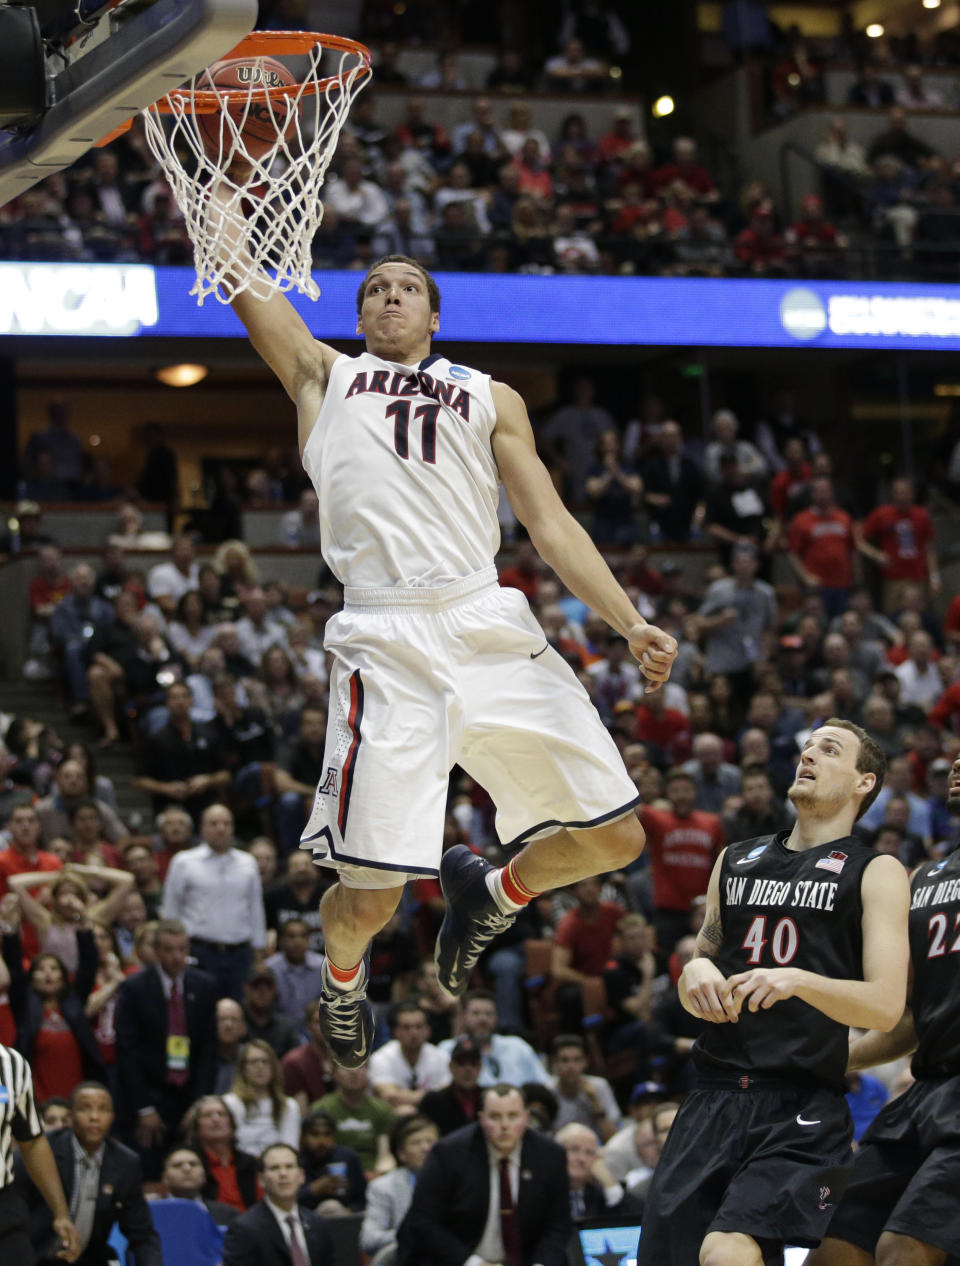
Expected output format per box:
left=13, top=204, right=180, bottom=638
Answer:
left=699, top=1231, right=765, bottom=1266
left=876, top=1231, right=948, bottom=1266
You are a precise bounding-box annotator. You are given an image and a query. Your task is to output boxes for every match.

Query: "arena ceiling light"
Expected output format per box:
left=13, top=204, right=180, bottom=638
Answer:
left=652, top=95, right=675, bottom=118
left=866, top=23, right=885, bottom=37
left=155, top=362, right=208, bottom=387
left=923, top=0, right=941, bottom=8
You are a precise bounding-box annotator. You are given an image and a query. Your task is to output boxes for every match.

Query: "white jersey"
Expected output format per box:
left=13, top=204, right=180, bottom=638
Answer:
left=302, top=351, right=501, bottom=589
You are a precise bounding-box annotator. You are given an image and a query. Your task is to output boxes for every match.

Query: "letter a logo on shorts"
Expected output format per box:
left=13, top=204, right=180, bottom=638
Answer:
left=318, top=767, right=340, bottom=797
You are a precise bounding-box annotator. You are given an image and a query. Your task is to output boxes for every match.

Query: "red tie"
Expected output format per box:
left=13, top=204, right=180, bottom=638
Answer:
left=499, top=1157, right=524, bottom=1266
left=167, top=979, right=188, bottom=1086
left=286, top=1214, right=310, bottom=1266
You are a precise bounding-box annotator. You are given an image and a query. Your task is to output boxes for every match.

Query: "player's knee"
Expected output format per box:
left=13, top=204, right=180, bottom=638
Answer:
left=876, top=1232, right=938, bottom=1266
left=602, top=812, right=645, bottom=869
left=699, top=1232, right=763, bottom=1266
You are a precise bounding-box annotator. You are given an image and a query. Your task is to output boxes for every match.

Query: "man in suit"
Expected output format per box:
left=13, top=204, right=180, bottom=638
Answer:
left=419, top=1038, right=483, bottom=1136
left=159, top=1146, right=239, bottom=1225
left=397, top=1083, right=571, bottom=1266
left=555, top=1123, right=642, bottom=1225
left=222, top=1143, right=335, bottom=1266
left=115, top=918, right=218, bottom=1178
left=20, top=1082, right=161, bottom=1266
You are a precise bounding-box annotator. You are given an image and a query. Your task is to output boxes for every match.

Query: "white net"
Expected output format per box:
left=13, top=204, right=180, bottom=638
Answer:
left=141, top=35, right=370, bottom=305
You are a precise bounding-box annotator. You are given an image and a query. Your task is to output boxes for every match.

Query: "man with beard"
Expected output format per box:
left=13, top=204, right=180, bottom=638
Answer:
left=807, top=753, right=960, bottom=1266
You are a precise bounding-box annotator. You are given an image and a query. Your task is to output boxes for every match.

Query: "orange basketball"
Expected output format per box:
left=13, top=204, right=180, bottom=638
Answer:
left=197, top=56, right=299, bottom=163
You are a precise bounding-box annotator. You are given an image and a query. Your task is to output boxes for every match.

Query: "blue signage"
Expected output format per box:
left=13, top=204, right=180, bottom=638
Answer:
left=5, top=263, right=960, bottom=349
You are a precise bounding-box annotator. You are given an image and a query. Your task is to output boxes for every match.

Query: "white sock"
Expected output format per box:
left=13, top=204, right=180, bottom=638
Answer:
left=325, top=959, right=365, bottom=992
left=485, top=868, right=524, bottom=915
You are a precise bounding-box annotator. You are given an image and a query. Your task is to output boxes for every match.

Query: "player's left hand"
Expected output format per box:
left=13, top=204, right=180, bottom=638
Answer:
left=727, top=967, right=802, bottom=1013
left=627, top=623, right=678, bottom=692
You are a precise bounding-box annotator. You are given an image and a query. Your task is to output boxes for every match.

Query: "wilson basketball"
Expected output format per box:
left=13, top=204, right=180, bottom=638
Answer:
left=197, top=56, right=299, bottom=163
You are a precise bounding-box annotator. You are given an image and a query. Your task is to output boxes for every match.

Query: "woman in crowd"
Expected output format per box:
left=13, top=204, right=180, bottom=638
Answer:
left=6, top=865, right=133, bottom=974
left=255, top=646, right=305, bottom=735
left=213, top=540, right=259, bottom=603
left=167, top=588, right=216, bottom=669
left=223, top=1039, right=301, bottom=1156
left=85, top=920, right=130, bottom=1086
left=0, top=894, right=105, bottom=1102
left=64, top=741, right=117, bottom=809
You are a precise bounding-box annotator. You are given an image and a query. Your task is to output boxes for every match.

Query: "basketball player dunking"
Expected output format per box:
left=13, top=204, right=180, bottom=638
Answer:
left=636, top=720, right=910, bottom=1266
left=228, top=254, right=678, bottom=1066
left=806, top=751, right=960, bottom=1266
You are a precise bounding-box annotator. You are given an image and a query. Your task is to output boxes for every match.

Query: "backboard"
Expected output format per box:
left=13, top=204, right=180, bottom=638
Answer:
left=0, top=0, right=257, bottom=207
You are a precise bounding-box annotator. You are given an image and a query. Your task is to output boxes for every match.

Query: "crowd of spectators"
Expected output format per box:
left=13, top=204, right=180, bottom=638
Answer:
left=7, top=10, right=960, bottom=283
left=2, top=366, right=959, bottom=1259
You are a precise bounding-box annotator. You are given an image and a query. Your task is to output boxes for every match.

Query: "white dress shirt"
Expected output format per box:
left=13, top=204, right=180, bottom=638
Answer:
left=264, top=1197, right=310, bottom=1261
left=368, top=1040, right=451, bottom=1094
left=161, top=842, right=266, bottom=948
left=470, top=1143, right=520, bottom=1266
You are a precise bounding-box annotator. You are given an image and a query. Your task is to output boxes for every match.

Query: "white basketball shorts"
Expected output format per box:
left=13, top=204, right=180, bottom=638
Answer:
left=300, top=567, right=639, bottom=887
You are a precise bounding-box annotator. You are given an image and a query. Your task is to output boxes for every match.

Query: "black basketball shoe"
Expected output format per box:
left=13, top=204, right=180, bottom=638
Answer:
left=435, top=845, right=518, bottom=997
left=318, top=954, right=374, bottom=1069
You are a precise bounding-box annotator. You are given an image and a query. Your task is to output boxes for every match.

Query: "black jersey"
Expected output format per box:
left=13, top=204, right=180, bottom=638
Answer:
left=694, top=832, right=878, bottom=1089
left=907, top=849, right=960, bottom=1078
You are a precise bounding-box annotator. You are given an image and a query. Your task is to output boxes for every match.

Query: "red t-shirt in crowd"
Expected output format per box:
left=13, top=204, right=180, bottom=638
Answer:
left=639, top=805, right=725, bottom=913
left=0, top=850, right=63, bottom=959
left=28, top=574, right=71, bottom=614
left=32, top=1008, right=85, bottom=1102
left=861, top=504, right=934, bottom=582
left=787, top=507, right=855, bottom=588
left=930, top=682, right=960, bottom=733
left=633, top=704, right=690, bottom=757
left=282, top=1043, right=332, bottom=1105
left=770, top=463, right=812, bottom=518
left=554, top=902, right=625, bottom=976
left=498, top=568, right=539, bottom=600
left=0, top=1001, right=15, bottom=1047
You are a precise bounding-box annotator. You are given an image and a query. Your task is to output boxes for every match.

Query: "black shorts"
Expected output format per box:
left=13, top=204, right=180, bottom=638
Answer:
left=825, top=1074, right=960, bottom=1258
left=635, top=1078, right=854, bottom=1266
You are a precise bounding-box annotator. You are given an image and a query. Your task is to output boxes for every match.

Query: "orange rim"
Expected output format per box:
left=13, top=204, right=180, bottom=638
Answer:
left=152, top=30, right=372, bottom=114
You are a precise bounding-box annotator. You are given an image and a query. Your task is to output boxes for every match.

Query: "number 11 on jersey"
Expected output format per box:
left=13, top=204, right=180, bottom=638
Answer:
left=386, top=401, right=440, bottom=463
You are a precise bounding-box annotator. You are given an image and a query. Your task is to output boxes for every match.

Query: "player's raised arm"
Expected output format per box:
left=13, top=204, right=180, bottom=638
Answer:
left=491, top=380, right=678, bottom=690
left=729, top=853, right=911, bottom=1031
left=208, top=182, right=340, bottom=450
left=677, top=849, right=740, bottom=1024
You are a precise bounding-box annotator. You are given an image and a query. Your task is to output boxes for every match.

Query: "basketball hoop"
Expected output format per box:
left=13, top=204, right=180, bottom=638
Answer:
left=140, top=30, right=371, bottom=305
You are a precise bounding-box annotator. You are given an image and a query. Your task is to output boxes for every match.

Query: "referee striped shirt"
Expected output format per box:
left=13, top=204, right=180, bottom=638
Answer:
left=0, top=1044, right=42, bottom=1187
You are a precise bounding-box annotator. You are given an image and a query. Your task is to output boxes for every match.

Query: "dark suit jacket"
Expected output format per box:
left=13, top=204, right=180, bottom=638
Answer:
left=419, top=1084, right=481, bottom=1136
left=639, top=452, right=705, bottom=541
left=396, top=1124, right=571, bottom=1266
left=2, top=929, right=106, bottom=1082
left=115, top=964, right=218, bottom=1126
left=221, top=1201, right=334, bottom=1266
left=18, top=1130, right=162, bottom=1266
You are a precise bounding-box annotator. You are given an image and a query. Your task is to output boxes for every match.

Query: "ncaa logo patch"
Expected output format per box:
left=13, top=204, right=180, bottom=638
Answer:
left=737, top=844, right=768, bottom=865
left=448, top=365, right=471, bottom=380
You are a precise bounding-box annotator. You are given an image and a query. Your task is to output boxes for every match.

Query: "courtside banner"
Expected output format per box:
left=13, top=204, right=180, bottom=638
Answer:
left=6, top=264, right=960, bottom=349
